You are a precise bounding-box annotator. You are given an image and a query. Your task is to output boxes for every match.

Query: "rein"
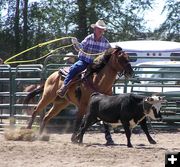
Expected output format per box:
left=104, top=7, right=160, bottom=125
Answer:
left=81, top=52, right=126, bottom=93
left=117, top=62, right=131, bottom=79
left=118, top=71, right=124, bottom=78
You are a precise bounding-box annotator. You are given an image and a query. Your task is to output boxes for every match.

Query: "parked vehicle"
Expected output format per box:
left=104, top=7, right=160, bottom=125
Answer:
left=110, top=40, right=180, bottom=65
left=130, top=61, right=180, bottom=94
left=113, top=61, right=180, bottom=95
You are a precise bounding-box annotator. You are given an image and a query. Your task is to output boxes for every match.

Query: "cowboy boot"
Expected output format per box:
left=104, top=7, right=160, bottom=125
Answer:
left=57, top=83, right=69, bottom=97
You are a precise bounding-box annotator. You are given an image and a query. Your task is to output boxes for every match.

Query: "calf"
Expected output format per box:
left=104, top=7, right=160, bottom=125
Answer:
left=74, top=93, right=165, bottom=147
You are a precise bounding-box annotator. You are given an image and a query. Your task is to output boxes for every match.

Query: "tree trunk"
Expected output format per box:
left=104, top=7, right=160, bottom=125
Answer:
left=76, top=0, right=88, bottom=41
left=14, top=0, right=20, bottom=54
left=23, top=0, right=28, bottom=51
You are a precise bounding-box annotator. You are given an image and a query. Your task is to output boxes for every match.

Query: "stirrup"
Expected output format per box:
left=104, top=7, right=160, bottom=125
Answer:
left=57, top=85, right=68, bottom=97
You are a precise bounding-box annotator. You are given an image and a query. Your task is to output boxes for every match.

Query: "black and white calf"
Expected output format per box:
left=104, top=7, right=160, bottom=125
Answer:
left=74, top=93, right=166, bottom=147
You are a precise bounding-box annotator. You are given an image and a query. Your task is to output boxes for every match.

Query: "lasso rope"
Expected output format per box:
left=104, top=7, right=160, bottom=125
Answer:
left=72, top=41, right=105, bottom=57
left=4, top=36, right=105, bottom=65
left=5, top=44, right=73, bottom=65
left=4, top=37, right=75, bottom=64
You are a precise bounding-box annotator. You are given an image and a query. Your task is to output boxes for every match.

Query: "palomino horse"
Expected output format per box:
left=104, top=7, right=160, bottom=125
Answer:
left=26, top=47, right=134, bottom=144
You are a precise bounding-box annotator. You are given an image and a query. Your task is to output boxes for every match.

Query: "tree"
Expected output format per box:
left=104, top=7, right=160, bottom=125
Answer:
left=155, top=0, right=180, bottom=42
left=22, top=0, right=29, bottom=51
left=14, top=0, right=20, bottom=53
left=1, top=0, right=166, bottom=64
left=76, top=0, right=88, bottom=41
left=70, top=0, right=155, bottom=42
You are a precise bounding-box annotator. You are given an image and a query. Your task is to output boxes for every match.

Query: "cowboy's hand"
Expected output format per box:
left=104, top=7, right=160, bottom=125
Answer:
left=71, top=38, right=78, bottom=44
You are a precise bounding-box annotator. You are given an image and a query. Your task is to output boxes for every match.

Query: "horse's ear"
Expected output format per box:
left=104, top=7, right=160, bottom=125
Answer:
left=116, top=46, right=122, bottom=52
left=112, top=46, right=122, bottom=54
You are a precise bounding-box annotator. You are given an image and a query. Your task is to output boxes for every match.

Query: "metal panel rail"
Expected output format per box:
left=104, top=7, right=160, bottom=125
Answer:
left=0, top=64, right=44, bottom=128
left=113, top=64, right=180, bottom=129
left=1, top=56, right=180, bottom=131
left=0, top=65, right=12, bottom=125
left=11, top=64, right=43, bottom=122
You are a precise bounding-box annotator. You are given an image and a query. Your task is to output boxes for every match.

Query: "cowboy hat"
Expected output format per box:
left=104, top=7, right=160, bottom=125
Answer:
left=63, top=57, right=72, bottom=61
left=90, top=20, right=107, bottom=30
left=63, top=52, right=75, bottom=60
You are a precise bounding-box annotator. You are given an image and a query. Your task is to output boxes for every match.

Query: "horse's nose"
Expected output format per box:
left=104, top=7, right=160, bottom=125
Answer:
left=126, top=64, right=134, bottom=77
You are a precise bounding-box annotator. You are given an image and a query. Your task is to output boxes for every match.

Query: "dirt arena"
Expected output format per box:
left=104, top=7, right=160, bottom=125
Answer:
left=0, top=128, right=179, bottom=167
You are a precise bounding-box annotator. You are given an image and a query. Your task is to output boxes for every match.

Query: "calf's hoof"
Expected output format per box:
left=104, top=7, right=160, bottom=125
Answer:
left=128, top=145, right=133, bottom=148
left=105, top=140, right=115, bottom=146
left=71, top=137, right=79, bottom=144
left=127, top=143, right=133, bottom=148
left=71, top=134, right=81, bottom=144
left=149, top=139, right=156, bottom=144
left=71, top=133, right=77, bottom=143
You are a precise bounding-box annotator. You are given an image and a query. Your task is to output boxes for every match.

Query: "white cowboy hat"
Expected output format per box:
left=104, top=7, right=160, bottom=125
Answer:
left=63, top=52, right=75, bottom=60
left=63, top=57, right=71, bottom=61
left=90, top=20, right=107, bottom=30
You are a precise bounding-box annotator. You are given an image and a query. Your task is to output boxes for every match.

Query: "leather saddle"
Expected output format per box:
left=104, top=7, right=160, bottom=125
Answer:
left=58, top=67, right=85, bottom=80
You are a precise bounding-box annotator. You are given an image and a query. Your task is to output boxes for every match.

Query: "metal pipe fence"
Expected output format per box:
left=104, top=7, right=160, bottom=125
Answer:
left=0, top=55, right=180, bottom=130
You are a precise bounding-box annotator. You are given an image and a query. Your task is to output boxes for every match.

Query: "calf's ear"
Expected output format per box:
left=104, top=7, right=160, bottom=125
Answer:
left=160, top=96, right=166, bottom=100
left=147, top=97, right=153, bottom=102
left=159, top=96, right=167, bottom=102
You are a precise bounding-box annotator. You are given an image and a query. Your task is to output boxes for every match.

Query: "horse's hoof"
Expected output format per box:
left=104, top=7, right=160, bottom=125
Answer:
left=105, top=140, right=115, bottom=146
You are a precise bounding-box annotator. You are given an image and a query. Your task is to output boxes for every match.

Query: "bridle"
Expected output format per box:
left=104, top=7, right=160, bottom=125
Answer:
left=117, top=62, right=131, bottom=78
left=111, top=51, right=132, bottom=79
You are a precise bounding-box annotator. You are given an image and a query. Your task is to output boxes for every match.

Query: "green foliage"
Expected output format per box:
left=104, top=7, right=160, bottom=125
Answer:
left=155, top=0, right=180, bottom=42
left=0, top=0, right=179, bottom=65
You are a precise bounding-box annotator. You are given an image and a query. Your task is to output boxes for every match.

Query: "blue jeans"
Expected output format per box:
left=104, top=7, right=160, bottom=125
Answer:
left=64, top=60, right=89, bottom=85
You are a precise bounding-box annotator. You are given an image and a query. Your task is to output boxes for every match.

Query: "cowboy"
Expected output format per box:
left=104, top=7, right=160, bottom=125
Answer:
left=57, top=19, right=111, bottom=97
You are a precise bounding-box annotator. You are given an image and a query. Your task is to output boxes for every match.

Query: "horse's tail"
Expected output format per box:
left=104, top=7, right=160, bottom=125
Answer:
left=23, top=84, right=44, bottom=104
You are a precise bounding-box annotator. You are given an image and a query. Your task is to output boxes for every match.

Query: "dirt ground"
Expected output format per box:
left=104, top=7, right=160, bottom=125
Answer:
left=0, top=130, right=179, bottom=167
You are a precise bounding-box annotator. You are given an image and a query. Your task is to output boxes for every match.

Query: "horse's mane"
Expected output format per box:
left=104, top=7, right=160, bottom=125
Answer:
left=85, top=47, right=122, bottom=76
left=94, top=48, right=114, bottom=64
